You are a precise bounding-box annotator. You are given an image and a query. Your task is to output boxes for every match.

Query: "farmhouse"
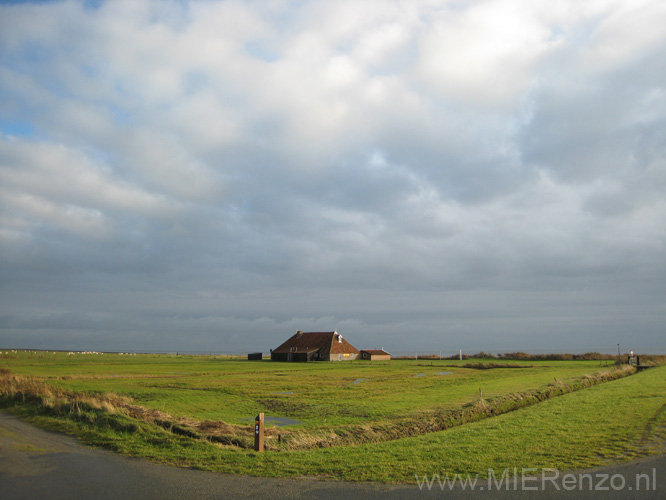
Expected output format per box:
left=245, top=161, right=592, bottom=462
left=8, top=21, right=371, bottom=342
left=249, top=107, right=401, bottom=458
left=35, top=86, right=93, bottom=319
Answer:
left=271, top=331, right=360, bottom=362
left=360, top=349, right=391, bottom=361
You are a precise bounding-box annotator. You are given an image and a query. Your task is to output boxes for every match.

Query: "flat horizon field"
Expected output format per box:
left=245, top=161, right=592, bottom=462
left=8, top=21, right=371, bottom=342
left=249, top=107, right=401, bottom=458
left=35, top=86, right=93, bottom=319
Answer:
left=1, top=351, right=664, bottom=482
left=0, top=351, right=619, bottom=426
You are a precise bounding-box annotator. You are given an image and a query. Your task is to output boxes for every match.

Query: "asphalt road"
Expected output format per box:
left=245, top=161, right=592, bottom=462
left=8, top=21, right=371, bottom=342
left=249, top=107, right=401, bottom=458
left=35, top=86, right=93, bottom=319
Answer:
left=1, top=410, right=664, bottom=500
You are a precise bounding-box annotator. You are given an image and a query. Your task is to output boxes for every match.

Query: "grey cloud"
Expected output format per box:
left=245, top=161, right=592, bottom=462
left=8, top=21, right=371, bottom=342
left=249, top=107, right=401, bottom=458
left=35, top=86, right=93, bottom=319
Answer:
left=1, top=0, right=665, bottom=354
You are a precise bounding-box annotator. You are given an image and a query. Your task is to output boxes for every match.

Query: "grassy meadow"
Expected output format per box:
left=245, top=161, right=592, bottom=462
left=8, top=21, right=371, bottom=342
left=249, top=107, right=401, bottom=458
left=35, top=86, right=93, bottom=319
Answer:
left=1, top=350, right=665, bottom=482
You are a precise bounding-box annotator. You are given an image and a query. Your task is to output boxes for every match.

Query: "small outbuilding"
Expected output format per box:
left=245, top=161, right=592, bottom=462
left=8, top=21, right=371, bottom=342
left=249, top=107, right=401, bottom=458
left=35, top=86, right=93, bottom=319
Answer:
left=271, top=331, right=360, bottom=362
left=360, top=349, right=391, bottom=361
left=247, top=352, right=263, bottom=361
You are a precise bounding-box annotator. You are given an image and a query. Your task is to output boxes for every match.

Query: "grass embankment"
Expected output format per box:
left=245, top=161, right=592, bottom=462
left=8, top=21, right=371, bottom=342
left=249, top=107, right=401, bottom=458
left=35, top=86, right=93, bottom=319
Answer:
left=1, top=352, right=664, bottom=482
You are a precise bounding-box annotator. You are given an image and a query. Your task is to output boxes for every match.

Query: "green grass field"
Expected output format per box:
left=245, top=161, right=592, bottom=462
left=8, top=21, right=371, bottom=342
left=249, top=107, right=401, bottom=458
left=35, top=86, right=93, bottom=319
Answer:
left=1, top=350, right=664, bottom=483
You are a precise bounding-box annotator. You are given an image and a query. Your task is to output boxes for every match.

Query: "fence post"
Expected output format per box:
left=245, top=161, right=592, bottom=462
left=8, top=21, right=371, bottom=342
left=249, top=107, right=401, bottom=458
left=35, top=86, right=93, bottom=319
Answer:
left=254, top=412, right=264, bottom=452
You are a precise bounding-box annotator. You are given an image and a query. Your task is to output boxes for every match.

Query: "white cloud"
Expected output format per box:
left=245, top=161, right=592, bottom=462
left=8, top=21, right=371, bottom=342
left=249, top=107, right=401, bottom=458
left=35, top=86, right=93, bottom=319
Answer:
left=417, top=0, right=554, bottom=104
left=576, top=0, right=666, bottom=72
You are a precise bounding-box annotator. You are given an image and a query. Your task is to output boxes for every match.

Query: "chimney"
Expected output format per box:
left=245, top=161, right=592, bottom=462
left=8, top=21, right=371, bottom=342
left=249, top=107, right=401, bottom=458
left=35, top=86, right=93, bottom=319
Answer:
left=296, top=331, right=303, bottom=337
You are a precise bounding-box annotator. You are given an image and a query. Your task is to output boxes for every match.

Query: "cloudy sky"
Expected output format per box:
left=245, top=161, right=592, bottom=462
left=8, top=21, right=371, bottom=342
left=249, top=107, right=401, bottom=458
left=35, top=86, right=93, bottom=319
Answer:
left=1, top=0, right=665, bottom=354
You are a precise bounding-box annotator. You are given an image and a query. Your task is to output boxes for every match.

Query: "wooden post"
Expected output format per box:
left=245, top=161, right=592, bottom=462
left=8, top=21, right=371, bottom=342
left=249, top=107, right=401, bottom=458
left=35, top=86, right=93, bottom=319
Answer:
left=254, top=412, right=264, bottom=452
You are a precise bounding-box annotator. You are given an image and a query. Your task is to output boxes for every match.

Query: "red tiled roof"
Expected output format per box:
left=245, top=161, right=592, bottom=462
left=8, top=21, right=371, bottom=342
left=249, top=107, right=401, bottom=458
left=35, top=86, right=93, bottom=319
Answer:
left=329, top=334, right=360, bottom=354
left=273, top=331, right=359, bottom=354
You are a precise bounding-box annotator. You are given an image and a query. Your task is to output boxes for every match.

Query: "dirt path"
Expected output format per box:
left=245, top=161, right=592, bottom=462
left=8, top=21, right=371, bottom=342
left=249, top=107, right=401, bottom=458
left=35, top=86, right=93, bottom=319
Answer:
left=1, top=410, right=664, bottom=499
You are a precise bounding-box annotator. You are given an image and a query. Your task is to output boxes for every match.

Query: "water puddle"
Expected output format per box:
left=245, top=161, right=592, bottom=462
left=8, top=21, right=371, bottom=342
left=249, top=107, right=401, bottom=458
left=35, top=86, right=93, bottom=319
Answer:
left=244, top=416, right=301, bottom=426
left=352, top=378, right=370, bottom=384
left=266, top=416, right=302, bottom=426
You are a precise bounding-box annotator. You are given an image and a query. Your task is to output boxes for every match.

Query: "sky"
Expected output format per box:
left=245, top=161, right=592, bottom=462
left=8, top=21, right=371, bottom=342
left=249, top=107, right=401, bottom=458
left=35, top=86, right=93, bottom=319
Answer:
left=1, top=0, right=665, bottom=355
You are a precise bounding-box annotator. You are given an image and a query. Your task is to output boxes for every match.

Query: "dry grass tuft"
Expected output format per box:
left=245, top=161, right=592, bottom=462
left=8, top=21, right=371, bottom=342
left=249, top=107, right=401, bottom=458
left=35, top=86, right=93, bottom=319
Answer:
left=0, top=372, right=134, bottom=417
